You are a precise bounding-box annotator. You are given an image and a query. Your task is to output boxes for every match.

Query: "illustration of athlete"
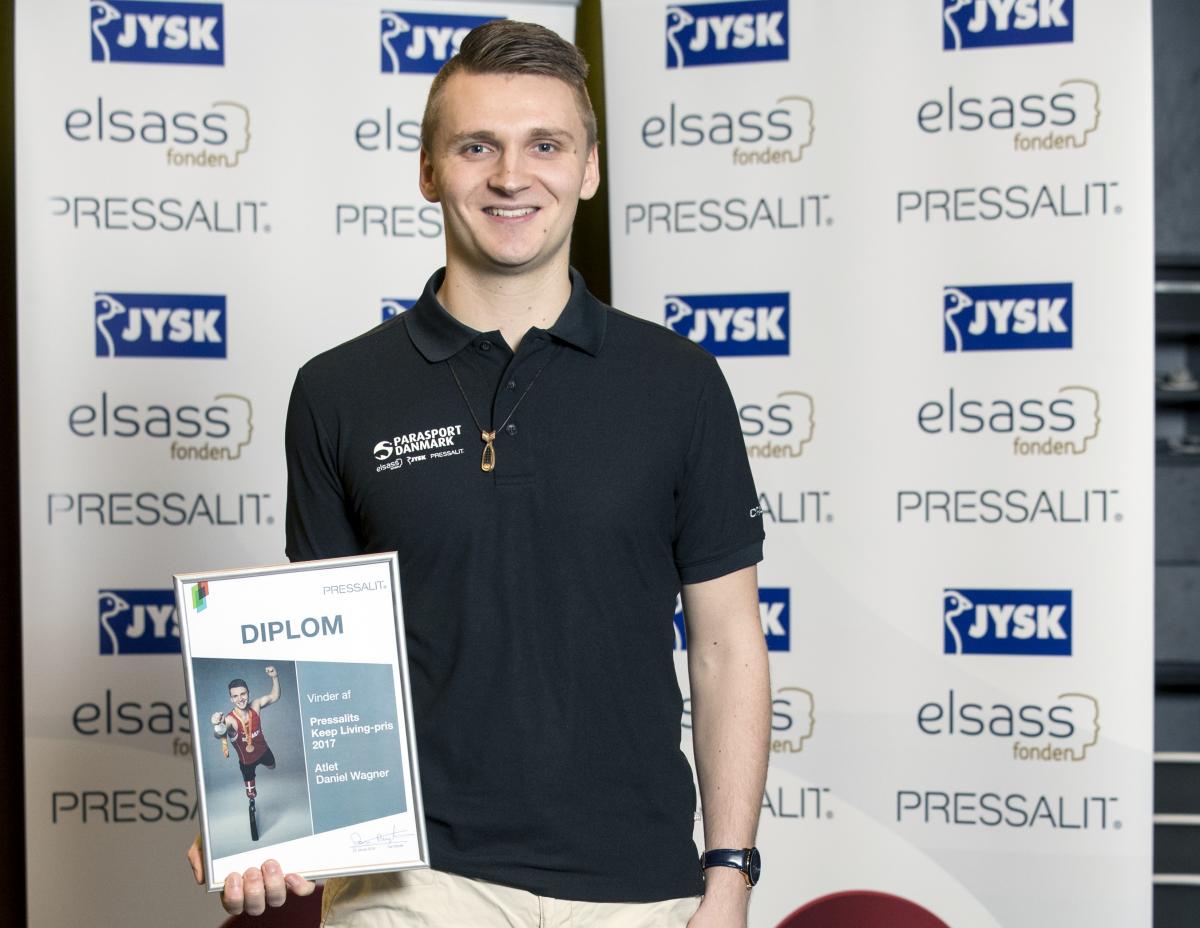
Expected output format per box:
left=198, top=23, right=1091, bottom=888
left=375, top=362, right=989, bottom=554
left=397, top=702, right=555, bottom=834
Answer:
left=212, top=666, right=279, bottom=840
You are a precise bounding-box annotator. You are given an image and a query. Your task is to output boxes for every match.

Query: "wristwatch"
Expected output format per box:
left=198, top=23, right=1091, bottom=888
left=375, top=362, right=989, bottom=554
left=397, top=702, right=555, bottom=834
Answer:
left=700, top=847, right=761, bottom=888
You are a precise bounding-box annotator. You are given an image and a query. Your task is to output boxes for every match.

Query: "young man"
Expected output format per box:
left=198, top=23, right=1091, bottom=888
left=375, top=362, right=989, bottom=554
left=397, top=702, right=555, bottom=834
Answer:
left=189, top=21, right=770, bottom=928
left=211, top=666, right=280, bottom=802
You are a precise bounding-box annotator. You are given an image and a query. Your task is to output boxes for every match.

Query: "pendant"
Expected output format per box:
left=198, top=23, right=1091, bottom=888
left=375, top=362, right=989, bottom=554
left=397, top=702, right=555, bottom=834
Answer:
left=246, top=743, right=255, bottom=754
left=481, top=430, right=496, bottom=472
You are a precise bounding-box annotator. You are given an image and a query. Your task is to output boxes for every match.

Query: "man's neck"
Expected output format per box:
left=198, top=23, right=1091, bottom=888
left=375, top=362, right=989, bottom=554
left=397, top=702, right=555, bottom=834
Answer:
left=436, top=259, right=572, bottom=351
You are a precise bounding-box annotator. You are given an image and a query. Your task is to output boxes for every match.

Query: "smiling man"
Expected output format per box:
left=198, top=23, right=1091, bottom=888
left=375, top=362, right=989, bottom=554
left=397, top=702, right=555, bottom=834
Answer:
left=189, top=20, right=769, bottom=928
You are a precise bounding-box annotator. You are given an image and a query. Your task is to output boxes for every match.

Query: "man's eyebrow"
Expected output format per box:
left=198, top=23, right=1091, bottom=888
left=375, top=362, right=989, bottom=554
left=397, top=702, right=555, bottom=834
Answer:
left=446, top=130, right=500, bottom=148
left=445, top=127, right=578, bottom=148
left=526, top=126, right=573, bottom=141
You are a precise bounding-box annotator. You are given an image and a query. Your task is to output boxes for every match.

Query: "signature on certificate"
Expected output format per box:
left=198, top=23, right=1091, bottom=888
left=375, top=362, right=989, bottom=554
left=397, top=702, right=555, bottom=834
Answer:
left=350, top=825, right=408, bottom=851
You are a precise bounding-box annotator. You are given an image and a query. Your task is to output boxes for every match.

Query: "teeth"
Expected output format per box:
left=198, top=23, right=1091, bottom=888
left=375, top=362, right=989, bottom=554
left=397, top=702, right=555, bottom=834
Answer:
left=486, top=207, right=536, bottom=217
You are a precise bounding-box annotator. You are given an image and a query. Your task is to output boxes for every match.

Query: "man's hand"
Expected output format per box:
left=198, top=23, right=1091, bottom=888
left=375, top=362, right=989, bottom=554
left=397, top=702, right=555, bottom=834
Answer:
left=187, top=835, right=316, bottom=916
left=265, top=665, right=277, bottom=678
left=687, top=868, right=750, bottom=928
left=211, top=711, right=225, bottom=726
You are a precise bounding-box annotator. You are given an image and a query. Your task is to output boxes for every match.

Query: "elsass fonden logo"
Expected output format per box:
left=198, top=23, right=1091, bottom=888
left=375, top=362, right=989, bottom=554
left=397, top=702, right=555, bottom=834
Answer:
left=380, top=10, right=500, bottom=74
left=918, top=385, right=1100, bottom=456
left=944, top=283, right=1072, bottom=352
left=917, top=79, right=1099, bottom=153
left=740, top=388, right=813, bottom=457
left=943, top=0, right=1072, bottom=51
left=665, top=292, right=789, bottom=356
left=666, top=0, right=788, bottom=69
left=674, top=587, right=790, bottom=651
left=918, top=688, right=1100, bottom=762
left=640, top=94, right=813, bottom=167
left=382, top=298, right=417, bottom=321
left=95, top=293, right=226, bottom=358
left=99, top=589, right=179, bottom=654
left=90, top=0, right=225, bottom=66
left=65, top=97, right=251, bottom=168
left=68, top=391, right=253, bottom=461
left=192, top=580, right=208, bottom=612
left=943, top=588, right=1072, bottom=656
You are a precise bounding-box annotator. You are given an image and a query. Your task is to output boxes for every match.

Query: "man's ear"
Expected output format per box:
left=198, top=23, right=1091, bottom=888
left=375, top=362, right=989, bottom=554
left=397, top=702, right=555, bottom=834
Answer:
left=579, top=143, right=600, bottom=202
left=419, top=148, right=441, bottom=203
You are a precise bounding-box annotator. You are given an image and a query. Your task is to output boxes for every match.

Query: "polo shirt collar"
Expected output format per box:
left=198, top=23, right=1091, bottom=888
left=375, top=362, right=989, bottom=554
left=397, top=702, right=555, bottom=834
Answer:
left=406, top=267, right=607, bottom=363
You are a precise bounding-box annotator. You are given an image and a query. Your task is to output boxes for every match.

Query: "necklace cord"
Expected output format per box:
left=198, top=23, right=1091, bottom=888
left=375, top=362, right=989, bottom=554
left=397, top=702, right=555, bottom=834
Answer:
left=446, top=342, right=558, bottom=472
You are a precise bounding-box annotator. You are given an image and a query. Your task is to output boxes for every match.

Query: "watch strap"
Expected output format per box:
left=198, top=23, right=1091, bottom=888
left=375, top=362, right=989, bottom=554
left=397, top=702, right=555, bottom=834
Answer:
left=701, top=848, right=759, bottom=887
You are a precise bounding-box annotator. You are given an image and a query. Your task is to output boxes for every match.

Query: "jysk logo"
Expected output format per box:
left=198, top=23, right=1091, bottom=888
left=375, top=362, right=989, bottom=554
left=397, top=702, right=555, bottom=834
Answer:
left=665, top=292, right=789, bottom=356
left=382, top=298, right=417, bottom=321
left=666, top=0, right=788, bottom=69
left=380, top=11, right=500, bottom=74
left=99, top=589, right=179, bottom=654
left=674, top=587, right=790, bottom=651
left=95, top=293, right=226, bottom=358
left=944, top=283, right=1072, bottom=352
left=90, top=1, right=225, bottom=66
left=943, top=0, right=1072, bottom=51
left=943, top=588, right=1072, bottom=656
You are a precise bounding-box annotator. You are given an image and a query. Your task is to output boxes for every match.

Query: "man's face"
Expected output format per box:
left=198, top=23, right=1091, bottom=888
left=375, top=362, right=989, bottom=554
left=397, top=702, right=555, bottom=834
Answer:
left=419, top=71, right=599, bottom=276
left=229, top=686, right=249, bottom=710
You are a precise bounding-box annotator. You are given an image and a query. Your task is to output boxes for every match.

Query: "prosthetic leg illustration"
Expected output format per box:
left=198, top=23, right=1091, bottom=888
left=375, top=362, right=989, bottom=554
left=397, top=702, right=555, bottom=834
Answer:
left=212, top=666, right=280, bottom=841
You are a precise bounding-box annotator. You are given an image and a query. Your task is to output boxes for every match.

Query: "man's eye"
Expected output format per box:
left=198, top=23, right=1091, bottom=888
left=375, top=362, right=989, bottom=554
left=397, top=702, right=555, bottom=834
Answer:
left=464, top=144, right=489, bottom=155
left=534, top=142, right=557, bottom=153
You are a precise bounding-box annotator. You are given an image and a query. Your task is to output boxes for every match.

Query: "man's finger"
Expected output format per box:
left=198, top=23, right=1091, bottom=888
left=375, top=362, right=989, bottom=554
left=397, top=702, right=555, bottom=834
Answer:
left=187, top=836, right=204, bottom=884
left=262, top=860, right=288, bottom=908
left=221, top=872, right=244, bottom=916
left=242, top=867, right=266, bottom=917
left=285, top=874, right=317, bottom=897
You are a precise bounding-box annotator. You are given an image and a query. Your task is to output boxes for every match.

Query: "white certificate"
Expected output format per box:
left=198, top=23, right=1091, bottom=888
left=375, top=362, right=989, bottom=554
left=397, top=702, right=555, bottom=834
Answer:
left=174, top=553, right=429, bottom=891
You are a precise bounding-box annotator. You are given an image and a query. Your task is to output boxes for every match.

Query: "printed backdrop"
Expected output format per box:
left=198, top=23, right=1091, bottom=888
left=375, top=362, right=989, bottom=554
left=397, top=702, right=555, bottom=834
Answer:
left=15, top=2, right=577, bottom=926
left=602, top=1, right=1153, bottom=926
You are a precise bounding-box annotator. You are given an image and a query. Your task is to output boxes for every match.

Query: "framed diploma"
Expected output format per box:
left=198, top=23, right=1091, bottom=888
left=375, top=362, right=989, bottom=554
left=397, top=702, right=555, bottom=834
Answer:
left=174, top=553, right=428, bottom=891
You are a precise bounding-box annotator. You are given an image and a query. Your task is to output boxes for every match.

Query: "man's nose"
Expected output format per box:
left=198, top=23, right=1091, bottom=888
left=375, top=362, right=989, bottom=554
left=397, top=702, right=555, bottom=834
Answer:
left=490, top=150, right=531, bottom=195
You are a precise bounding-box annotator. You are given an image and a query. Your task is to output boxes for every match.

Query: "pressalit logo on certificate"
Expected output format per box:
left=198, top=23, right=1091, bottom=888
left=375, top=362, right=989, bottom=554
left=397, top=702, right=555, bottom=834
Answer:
left=174, top=553, right=428, bottom=890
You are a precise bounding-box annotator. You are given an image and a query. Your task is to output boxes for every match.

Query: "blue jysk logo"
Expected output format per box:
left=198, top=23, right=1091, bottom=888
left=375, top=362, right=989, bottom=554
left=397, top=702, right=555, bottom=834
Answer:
left=90, top=1, right=224, bottom=66
left=99, top=589, right=179, bottom=654
left=665, top=292, right=789, bottom=356
left=95, top=293, right=226, bottom=358
left=944, top=283, right=1072, bottom=352
left=666, top=0, right=788, bottom=69
left=382, top=298, right=417, bottom=321
left=943, top=588, right=1072, bottom=656
left=943, top=0, right=1072, bottom=51
left=380, top=10, right=502, bottom=74
left=674, top=587, right=790, bottom=651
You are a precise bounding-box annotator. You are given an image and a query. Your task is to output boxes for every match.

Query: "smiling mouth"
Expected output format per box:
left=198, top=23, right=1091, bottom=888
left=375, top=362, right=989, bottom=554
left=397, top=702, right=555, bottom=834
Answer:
left=484, top=207, right=538, bottom=218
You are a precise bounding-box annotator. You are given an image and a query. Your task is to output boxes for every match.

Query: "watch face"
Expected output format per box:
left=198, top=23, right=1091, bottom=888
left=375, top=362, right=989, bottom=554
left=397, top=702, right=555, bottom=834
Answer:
left=747, top=847, right=762, bottom=885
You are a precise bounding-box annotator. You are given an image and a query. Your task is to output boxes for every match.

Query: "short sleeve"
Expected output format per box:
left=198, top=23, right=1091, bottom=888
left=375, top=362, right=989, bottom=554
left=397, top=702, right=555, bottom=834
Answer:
left=284, top=369, right=364, bottom=562
left=673, top=357, right=765, bottom=584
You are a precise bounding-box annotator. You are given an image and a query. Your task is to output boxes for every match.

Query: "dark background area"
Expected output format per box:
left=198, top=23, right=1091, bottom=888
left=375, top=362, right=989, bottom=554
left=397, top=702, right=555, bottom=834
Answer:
left=1, top=1, right=1198, bottom=924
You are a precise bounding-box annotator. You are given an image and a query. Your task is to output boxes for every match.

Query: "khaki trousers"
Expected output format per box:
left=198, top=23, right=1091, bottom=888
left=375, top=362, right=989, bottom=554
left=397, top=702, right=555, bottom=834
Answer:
left=321, top=868, right=701, bottom=928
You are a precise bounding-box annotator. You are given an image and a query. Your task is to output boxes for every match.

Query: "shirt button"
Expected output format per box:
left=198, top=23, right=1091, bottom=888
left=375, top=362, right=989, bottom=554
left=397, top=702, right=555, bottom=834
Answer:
left=505, top=423, right=518, bottom=436
left=479, top=340, right=492, bottom=351
left=506, top=380, right=517, bottom=390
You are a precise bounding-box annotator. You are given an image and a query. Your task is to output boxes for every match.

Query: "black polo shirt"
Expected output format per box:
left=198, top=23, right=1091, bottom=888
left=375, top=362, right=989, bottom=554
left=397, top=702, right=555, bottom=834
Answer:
left=284, top=268, right=764, bottom=903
